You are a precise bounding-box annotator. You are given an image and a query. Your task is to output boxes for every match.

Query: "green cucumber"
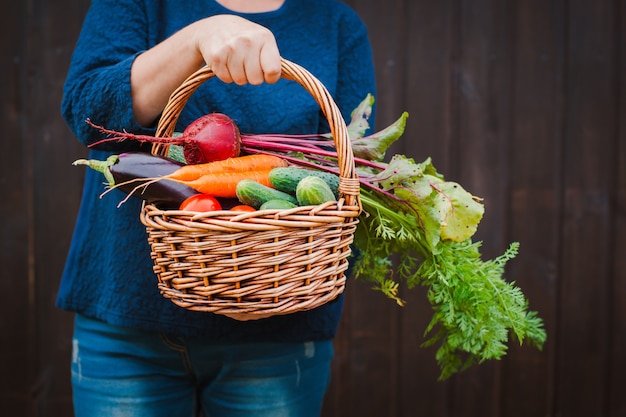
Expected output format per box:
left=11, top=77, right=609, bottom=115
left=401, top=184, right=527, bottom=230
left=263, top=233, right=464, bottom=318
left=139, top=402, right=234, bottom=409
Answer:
left=296, top=176, right=337, bottom=206
left=259, top=199, right=298, bottom=210
left=235, top=179, right=298, bottom=209
left=269, top=167, right=339, bottom=198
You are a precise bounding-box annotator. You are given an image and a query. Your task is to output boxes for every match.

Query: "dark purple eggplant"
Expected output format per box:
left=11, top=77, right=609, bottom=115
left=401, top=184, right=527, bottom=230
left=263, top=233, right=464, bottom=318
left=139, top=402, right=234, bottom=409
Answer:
left=73, top=152, right=198, bottom=208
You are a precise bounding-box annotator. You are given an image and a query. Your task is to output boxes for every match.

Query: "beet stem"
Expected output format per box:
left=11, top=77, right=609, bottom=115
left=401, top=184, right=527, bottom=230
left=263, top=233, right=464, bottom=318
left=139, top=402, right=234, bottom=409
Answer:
left=86, top=119, right=185, bottom=148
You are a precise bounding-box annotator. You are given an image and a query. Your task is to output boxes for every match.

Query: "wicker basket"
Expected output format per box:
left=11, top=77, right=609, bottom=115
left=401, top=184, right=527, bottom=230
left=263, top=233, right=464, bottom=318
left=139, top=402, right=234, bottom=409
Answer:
left=140, top=58, right=361, bottom=317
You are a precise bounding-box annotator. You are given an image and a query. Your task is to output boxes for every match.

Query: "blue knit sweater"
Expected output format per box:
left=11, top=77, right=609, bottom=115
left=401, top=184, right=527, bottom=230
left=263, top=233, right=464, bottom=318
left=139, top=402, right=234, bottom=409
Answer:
left=58, top=0, right=376, bottom=341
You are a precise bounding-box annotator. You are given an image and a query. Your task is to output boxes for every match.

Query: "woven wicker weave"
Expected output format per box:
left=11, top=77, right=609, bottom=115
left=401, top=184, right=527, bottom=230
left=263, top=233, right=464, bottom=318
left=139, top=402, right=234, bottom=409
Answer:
left=141, top=59, right=361, bottom=317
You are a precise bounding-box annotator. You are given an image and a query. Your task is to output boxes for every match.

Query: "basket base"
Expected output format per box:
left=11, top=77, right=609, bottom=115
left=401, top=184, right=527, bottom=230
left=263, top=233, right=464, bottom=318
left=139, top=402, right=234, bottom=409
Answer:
left=142, top=205, right=358, bottom=317
left=159, top=275, right=346, bottom=316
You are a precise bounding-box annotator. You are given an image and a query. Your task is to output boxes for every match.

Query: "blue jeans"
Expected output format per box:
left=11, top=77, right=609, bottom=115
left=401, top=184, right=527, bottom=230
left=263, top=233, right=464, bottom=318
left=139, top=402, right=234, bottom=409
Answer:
left=71, top=314, right=333, bottom=417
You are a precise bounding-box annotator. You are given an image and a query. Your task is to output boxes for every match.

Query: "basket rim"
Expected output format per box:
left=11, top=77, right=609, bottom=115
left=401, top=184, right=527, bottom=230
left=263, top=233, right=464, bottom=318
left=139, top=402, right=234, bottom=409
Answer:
left=141, top=202, right=360, bottom=233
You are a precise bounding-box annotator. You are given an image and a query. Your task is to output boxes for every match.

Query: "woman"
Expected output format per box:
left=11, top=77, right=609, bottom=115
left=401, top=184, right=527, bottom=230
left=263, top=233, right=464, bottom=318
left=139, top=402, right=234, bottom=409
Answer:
left=59, top=0, right=376, bottom=415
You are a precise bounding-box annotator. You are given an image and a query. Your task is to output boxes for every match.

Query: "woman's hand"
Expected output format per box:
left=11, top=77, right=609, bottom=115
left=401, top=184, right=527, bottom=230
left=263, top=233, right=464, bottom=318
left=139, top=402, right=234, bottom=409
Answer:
left=131, top=15, right=281, bottom=126
left=193, top=15, right=282, bottom=85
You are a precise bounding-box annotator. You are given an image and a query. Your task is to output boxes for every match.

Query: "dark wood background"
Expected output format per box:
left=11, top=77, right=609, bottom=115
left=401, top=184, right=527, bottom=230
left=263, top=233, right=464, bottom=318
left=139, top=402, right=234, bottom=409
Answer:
left=1, top=0, right=624, bottom=416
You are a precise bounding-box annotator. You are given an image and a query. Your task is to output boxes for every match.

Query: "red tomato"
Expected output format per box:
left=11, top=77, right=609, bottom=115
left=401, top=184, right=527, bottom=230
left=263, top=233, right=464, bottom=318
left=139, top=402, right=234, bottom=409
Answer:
left=179, top=194, right=222, bottom=212
left=230, top=204, right=256, bottom=212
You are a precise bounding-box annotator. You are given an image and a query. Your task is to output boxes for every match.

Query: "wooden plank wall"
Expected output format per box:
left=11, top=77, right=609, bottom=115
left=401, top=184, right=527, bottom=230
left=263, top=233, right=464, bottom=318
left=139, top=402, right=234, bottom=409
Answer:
left=1, top=0, right=623, bottom=416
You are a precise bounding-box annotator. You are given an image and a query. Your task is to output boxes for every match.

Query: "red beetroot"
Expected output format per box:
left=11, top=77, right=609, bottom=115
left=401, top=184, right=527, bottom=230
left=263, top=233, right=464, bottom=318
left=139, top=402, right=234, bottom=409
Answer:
left=180, top=113, right=241, bottom=163
left=87, top=113, right=241, bottom=164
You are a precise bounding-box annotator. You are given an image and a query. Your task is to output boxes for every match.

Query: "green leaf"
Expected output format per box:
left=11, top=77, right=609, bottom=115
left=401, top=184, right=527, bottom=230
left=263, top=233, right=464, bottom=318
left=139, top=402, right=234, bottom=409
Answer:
left=372, top=154, right=425, bottom=189
left=351, top=112, right=409, bottom=161
left=347, top=93, right=375, bottom=139
left=370, top=154, right=483, bottom=249
left=433, top=181, right=484, bottom=242
left=394, top=187, right=444, bottom=251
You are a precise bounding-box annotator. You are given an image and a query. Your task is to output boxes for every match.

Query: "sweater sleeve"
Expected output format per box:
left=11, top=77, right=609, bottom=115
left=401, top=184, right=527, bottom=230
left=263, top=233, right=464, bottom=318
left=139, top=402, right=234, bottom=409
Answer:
left=61, top=0, right=153, bottom=146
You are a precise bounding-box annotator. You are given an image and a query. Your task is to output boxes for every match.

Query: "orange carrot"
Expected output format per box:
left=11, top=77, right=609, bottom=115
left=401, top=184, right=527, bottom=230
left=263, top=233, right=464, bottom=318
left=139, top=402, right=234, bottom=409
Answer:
left=170, top=154, right=288, bottom=181
left=179, top=169, right=274, bottom=197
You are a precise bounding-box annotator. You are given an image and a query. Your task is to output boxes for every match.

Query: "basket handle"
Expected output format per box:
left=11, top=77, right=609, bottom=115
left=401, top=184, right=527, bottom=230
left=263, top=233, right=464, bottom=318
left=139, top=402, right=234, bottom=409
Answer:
left=152, top=58, right=360, bottom=207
